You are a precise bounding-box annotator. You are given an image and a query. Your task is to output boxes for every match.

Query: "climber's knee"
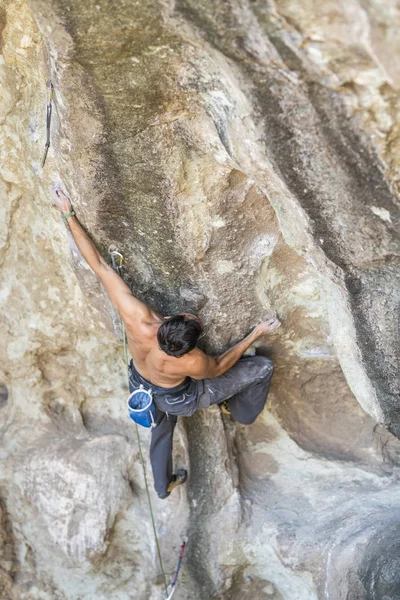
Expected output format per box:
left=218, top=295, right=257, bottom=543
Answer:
left=251, top=355, right=274, bottom=380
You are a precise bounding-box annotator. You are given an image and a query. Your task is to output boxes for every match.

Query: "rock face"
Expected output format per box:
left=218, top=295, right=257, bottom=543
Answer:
left=1, top=0, right=400, bottom=598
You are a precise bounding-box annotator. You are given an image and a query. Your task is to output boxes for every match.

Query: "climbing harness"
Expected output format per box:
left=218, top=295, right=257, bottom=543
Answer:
left=41, top=79, right=54, bottom=168
left=109, top=248, right=187, bottom=599
left=162, top=541, right=187, bottom=600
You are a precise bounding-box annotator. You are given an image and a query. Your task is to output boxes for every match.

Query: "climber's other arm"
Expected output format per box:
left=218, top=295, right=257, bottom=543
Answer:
left=187, top=317, right=281, bottom=379
left=51, top=186, right=152, bottom=323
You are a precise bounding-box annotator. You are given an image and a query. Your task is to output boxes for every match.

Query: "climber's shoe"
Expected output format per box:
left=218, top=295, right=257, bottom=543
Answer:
left=219, top=400, right=231, bottom=416
left=164, top=468, right=188, bottom=497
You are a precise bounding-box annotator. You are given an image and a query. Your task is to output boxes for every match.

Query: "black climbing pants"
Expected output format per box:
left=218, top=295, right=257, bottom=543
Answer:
left=150, top=356, right=274, bottom=499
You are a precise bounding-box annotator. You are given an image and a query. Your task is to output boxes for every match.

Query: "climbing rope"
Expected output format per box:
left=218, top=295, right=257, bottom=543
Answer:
left=109, top=249, right=169, bottom=596
left=41, top=79, right=54, bottom=168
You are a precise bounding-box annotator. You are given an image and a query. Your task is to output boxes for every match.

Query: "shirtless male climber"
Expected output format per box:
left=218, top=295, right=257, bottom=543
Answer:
left=52, top=186, right=281, bottom=499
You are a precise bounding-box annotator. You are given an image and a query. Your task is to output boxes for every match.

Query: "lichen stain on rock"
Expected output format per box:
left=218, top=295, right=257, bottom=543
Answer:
left=1, top=0, right=400, bottom=599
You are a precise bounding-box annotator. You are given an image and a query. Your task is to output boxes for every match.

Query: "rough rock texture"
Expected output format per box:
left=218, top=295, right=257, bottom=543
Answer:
left=1, top=0, right=400, bottom=599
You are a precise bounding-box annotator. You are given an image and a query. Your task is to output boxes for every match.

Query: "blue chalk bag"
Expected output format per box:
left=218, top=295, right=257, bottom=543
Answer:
left=128, top=385, right=157, bottom=428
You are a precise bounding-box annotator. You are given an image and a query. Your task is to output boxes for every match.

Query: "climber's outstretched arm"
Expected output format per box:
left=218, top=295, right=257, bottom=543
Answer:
left=51, top=186, right=152, bottom=323
left=187, top=317, right=281, bottom=379
left=93, top=262, right=152, bottom=324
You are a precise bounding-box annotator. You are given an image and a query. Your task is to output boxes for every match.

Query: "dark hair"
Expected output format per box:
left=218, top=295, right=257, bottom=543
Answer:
left=157, top=315, right=203, bottom=358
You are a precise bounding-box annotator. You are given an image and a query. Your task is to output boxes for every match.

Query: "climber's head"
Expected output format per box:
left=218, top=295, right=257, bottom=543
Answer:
left=157, top=313, right=204, bottom=358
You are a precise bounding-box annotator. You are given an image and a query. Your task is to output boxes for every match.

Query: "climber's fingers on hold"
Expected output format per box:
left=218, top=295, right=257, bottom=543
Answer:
left=50, top=184, right=72, bottom=213
left=266, top=316, right=281, bottom=331
left=267, top=316, right=280, bottom=326
left=254, top=315, right=281, bottom=335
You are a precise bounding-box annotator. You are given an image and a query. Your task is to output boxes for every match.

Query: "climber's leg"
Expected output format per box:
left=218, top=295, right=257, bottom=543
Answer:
left=203, top=355, right=274, bottom=425
left=149, top=409, right=178, bottom=499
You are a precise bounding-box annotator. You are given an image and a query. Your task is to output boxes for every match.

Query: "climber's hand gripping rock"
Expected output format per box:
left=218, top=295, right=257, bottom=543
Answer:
left=51, top=185, right=72, bottom=214
left=253, top=316, right=281, bottom=336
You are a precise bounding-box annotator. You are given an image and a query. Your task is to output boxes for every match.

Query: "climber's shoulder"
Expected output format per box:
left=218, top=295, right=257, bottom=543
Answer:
left=183, top=348, right=218, bottom=380
left=124, top=310, right=162, bottom=338
left=182, top=347, right=206, bottom=365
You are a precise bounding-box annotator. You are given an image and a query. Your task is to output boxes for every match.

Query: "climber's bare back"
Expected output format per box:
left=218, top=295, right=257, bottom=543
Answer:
left=124, top=310, right=202, bottom=388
